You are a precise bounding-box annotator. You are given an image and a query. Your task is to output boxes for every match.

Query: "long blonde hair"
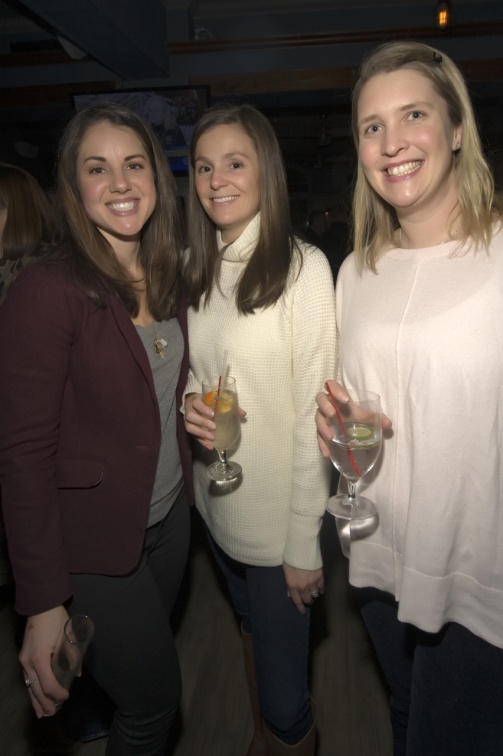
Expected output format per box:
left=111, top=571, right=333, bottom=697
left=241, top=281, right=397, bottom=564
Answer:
left=351, top=41, right=501, bottom=271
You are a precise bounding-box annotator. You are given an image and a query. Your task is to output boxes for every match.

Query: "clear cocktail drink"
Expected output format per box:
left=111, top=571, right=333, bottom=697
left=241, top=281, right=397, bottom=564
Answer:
left=328, top=422, right=381, bottom=482
left=202, top=376, right=242, bottom=482
left=203, top=388, right=240, bottom=451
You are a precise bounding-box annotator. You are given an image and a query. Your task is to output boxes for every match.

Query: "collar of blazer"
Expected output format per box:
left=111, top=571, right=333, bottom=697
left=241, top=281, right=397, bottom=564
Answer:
left=106, top=292, right=158, bottom=408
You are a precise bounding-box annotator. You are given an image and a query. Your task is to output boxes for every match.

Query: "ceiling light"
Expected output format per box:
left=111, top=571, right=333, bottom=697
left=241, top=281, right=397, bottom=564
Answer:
left=437, top=1, right=452, bottom=30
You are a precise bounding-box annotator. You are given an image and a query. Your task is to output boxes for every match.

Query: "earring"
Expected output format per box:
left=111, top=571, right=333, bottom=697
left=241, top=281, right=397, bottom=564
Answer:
left=455, top=142, right=461, bottom=150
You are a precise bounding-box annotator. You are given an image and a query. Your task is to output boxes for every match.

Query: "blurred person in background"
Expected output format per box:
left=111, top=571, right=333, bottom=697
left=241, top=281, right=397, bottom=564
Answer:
left=0, top=162, right=56, bottom=305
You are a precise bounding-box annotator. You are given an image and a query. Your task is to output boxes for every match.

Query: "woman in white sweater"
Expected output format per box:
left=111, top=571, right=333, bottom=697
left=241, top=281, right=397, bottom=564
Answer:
left=316, top=41, right=503, bottom=755
left=183, top=103, right=336, bottom=755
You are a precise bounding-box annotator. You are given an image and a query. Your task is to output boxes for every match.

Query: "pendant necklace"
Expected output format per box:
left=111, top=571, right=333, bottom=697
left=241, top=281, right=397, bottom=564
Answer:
left=153, top=325, right=167, bottom=359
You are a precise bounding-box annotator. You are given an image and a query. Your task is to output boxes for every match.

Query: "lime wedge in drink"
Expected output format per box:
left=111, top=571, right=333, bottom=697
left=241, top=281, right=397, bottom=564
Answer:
left=347, top=425, right=373, bottom=441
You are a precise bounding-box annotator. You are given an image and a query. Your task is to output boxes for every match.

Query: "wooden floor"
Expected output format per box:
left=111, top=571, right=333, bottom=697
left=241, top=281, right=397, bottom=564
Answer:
left=0, top=509, right=392, bottom=755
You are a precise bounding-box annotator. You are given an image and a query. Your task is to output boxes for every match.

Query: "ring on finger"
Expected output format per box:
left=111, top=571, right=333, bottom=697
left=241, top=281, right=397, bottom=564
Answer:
left=310, top=591, right=319, bottom=598
left=24, top=677, right=38, bottom=687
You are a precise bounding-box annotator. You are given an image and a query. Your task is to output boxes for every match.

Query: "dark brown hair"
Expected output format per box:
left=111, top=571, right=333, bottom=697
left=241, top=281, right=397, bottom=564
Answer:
left=56, top=101, right=183, bottom=319
left=0, top=163, right=56, bottom=260
left=185, top=103, right=300, bottom=314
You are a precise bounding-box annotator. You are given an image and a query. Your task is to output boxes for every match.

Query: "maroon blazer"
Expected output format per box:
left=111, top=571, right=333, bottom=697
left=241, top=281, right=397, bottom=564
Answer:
left=0, top=260, right=192, bottom=616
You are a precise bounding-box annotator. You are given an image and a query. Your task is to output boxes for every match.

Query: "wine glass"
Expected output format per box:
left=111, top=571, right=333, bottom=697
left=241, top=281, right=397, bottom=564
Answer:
left=326, top=389, right=382, bottom=526
left=202, top=376, right=242, bottom=482
left=51, top=614, right=95, bottom=709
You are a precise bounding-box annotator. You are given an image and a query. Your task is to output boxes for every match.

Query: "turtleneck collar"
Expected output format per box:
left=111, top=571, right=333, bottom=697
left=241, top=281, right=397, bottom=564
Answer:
left=217, top=213, right=261, bottom=262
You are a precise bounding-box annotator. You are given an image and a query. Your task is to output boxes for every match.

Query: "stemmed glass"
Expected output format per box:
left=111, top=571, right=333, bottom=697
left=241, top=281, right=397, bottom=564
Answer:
left=202, top=376, right=242, bottom=482
left=51, top=614, right=95, bottom=709
left=326, top=388, right=382, bottom=527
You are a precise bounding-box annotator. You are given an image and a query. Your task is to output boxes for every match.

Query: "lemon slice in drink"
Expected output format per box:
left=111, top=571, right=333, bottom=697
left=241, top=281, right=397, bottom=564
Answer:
left=216, top=391, right=234, bottom=413
left=347, top=425, right=373, bottom=441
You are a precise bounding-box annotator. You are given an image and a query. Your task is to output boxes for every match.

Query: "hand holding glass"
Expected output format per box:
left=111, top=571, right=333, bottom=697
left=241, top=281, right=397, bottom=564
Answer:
left=51, top=615, right=95, bottom=694
left=326, top=388, right=382, bottom=523
left=202, top=376, right=242, bottom=482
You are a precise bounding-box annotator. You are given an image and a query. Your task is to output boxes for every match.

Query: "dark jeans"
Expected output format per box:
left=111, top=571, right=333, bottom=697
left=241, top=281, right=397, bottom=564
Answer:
left=355, top=586, right=503, bottom=756
left=68, top=490, right=190, bottom=755
left=207, top=532, right=313, bottom=745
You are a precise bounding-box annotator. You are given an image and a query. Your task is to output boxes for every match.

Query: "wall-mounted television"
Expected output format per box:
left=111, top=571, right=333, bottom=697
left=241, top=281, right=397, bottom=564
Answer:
left=72, top=86, right=211, bottom=175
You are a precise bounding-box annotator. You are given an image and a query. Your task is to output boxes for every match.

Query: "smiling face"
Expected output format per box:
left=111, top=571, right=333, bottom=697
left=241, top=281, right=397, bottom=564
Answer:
left=193, top=123, right=261, bottom=243
left=77, top=121, right=157, bottom=254
left=356, top=68, right=462, bottom=226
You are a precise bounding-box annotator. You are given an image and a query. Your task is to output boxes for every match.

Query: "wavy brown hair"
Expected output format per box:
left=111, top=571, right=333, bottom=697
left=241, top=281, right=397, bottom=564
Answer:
left=56, top=101, right=183, bottom=319
left=351, top=41, right=502, bottom=271
left=185, top=103, right=300, bottom=314
left=0, top=163, right=56, bottom=260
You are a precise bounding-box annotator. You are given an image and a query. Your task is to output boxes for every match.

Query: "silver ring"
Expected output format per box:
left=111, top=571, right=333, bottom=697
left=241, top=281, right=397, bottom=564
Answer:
left=24, top=677, right=38, bottom=687
left=310, top=591, right=319, bottom=598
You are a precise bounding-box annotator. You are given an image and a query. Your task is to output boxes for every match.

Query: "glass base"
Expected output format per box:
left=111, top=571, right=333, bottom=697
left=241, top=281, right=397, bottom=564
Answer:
left=326, top=494, right=377, bottom=522
left=207, top=461, right=242, bottom=482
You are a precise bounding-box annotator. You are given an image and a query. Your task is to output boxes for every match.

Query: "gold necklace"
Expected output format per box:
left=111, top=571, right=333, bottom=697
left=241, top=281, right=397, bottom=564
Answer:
left=135, top=289, right=166, bottom=359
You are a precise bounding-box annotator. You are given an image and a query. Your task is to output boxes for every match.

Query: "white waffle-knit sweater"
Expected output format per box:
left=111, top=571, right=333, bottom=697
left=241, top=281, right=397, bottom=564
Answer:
left=337, top=222, right=503, bottom=648
left=185, top=213, right=337, bottom=569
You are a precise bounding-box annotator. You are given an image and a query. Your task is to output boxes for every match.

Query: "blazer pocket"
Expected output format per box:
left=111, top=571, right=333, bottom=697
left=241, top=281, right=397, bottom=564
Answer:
left=56, top=457, right=105, bottom=489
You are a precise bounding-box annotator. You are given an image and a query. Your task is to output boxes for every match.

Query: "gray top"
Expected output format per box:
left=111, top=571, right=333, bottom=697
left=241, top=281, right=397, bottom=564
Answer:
left=135, top=317, right=184, bottom=527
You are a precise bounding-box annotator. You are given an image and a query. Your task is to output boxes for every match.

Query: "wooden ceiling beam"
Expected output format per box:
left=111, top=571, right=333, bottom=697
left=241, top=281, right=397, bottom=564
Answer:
left=188, top=59, right=503, bottom=97
left=169, top=21, right=503, bottom=54
left=0, top=81, right=115, bottom=108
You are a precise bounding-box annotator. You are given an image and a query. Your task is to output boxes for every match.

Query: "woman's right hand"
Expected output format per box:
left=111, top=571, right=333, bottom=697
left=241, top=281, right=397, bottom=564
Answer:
left=20, top=605, right=70, bottom=717
left=316, top=380, right=392, bottom=457
left=184, top=392, right=247, bottom=450
left=184, top=392, right=217, bottom=450
left=316, top=381, right=349, bottom=458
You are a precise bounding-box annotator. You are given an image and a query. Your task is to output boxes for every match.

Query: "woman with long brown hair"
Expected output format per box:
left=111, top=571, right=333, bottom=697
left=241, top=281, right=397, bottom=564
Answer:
left=183, top=103, right=337, bottom=755
left=0, top=102, right=192, bottom=754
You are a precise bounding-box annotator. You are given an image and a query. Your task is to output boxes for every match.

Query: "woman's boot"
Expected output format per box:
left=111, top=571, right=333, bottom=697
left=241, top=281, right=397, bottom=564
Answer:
left=262, top=704, right=316, bottom=755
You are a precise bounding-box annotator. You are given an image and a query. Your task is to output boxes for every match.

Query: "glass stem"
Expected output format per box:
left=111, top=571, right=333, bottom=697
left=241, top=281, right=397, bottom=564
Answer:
left=217, top=450, right=229, bottom=471
left=347, top=481, right=357, bottom=506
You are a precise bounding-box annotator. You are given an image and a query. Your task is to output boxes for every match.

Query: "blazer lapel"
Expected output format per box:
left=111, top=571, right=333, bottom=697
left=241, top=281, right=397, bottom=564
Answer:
left=107, top=293, right=158, bottom=405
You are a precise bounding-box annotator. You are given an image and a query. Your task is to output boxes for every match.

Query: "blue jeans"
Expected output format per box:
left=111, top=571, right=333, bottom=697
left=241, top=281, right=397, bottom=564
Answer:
left=355, top=586, right=503, bottom=756
left=207, top=532, right=313, bottom=744
left=68, top=490, right=190, bottom=755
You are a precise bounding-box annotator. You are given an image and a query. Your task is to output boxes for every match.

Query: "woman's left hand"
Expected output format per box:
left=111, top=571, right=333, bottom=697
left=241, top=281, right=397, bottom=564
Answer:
left=283, top=563, right=324, bottom=614
left=20, top=605, right=70, bottom=717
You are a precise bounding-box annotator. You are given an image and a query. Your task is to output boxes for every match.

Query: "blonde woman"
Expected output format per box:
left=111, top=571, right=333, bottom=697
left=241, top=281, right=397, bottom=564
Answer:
left=316, top=41, right=503, bottom=755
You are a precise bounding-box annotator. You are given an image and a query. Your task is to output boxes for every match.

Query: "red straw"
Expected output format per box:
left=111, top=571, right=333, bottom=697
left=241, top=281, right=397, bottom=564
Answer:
left=214, top=374, right=222, bottom=411
left=325, top=382, right=362, bottom=477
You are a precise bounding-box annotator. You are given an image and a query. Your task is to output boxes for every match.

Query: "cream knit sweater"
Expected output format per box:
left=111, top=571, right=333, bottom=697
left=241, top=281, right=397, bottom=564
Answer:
left=336, top=223, right=503, bottom=648
left=185, top=214, right=337, bottom=570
